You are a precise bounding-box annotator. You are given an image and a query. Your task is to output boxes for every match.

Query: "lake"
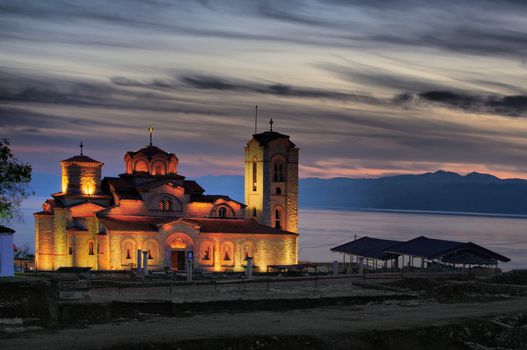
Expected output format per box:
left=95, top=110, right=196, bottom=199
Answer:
left=12, top=201, right=527, bottom=271
left=299, top=209, right=527, bottom=271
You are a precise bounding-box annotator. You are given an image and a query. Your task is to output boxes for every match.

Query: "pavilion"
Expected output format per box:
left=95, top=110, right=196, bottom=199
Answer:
left=331, top=235, right=510, bottom=272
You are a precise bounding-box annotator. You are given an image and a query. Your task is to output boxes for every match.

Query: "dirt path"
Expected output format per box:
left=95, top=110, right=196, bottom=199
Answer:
left=3, top=297, right=527, bottom=350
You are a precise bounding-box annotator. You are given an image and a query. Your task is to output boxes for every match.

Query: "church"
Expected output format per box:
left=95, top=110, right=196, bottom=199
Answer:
left=34, top=125, right=299, bottom=272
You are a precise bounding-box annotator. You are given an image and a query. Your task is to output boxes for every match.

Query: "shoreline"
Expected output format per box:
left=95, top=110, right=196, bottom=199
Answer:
left=300, top=206, right=527, bottom=220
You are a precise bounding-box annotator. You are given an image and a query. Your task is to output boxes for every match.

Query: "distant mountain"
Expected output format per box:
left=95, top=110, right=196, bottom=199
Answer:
left=30, top=170, right=527, bottom=215
left=300, top=170, right=527, bottom=214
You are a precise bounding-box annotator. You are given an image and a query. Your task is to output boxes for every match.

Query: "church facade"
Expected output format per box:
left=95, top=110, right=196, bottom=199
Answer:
left=34, top=129, right=299, bottom=272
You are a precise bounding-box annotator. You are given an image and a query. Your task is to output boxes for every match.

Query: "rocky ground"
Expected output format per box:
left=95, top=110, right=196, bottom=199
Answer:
left=2, top=273, right=527, bottom=349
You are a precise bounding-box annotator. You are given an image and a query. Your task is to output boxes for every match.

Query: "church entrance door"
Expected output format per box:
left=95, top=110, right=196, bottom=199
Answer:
left=171, top=251, right=186, bottom=270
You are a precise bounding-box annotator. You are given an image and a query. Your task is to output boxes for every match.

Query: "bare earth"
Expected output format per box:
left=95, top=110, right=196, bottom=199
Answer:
left=3, top=297, right=527, bottom=350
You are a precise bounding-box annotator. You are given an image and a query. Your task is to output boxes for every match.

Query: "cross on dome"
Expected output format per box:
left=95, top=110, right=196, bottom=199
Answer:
left=148, top=125, right=154, bottom=146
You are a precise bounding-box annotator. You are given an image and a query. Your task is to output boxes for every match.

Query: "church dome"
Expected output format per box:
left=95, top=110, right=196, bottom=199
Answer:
left=124, top=145, right=179, bottom=176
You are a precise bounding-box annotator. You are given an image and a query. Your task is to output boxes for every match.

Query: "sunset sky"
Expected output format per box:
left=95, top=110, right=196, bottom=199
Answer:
left=3, top=0, right=527, bottom=180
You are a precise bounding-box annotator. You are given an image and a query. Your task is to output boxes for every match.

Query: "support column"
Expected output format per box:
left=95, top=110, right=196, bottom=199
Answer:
left=142, top=251, right=148, bottom=275
left=137, top=249, right=142, bottom=274
left=246, top=257, right=253, bottom=279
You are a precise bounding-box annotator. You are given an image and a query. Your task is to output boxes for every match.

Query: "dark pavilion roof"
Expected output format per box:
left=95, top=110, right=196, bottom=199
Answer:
left=183, top=218, right=297, bottom=235
left=331, top=235, right=510, bottom=264
left=252, top=131, right=296, bottom=147
left=386, top=236, right=467, bottom=259
left=126, top=145, right=177, bottom=159
left=386, top=236, right=510, bottom=262
left=331, top=237, right=402, bottom=260
left=0, top=225, right=15, bottom=234
left=61, top=155, right=102, bottom=164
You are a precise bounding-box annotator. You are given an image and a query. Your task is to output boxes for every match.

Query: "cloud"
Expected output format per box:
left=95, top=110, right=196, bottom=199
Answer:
left=4, top=0, right=527, bottom=58
left=110, top=72, right=384, bottom=104
left=179, top=73, right=383, bottom=103
left=415, top=90, right=527, bottom=116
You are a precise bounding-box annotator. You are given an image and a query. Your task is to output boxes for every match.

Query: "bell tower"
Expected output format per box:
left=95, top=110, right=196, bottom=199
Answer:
left=244, top=120, right=299, bottom=233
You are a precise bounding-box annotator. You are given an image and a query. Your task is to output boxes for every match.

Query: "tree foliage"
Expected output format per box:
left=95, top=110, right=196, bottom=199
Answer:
left=0, top=139, right=32, bottom=222
left=14, top=243, right=34, bottom=259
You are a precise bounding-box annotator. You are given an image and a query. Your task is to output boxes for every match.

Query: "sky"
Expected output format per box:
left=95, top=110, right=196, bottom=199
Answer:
left=3, top=0, right=527, bottom=182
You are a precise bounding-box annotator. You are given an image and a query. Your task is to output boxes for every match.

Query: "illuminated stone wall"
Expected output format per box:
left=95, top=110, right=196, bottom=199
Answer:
left=37, top=211, right=297, bottom=272
left=108, top=231, right=162, bottom=270
left=286, top=147, right=299, bottom=233
left=195, top=233, right=298, bottom=272
left=35, top=214, right=55, bottom=270
left=97, top=234, right=110, bottom=270
left=104, top=229, right=297, bottom=272
left=244, top=140, right=265, bottom=223
left=53, top=208, right=68, bottom=269
left=61, top=162, right=102, bottom=195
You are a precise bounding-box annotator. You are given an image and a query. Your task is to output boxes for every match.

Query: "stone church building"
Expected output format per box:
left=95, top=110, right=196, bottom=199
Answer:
left=34, top=127, right=299, bottom=272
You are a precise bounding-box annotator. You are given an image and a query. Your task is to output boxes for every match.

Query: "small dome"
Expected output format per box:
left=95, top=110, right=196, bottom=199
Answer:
left=124, top=145, right=178, bottom=176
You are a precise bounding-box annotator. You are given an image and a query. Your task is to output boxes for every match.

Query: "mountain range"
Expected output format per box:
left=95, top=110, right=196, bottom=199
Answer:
left=30, top=170, right=527, bottom=215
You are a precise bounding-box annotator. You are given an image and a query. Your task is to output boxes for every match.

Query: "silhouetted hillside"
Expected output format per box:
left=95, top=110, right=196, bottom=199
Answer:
left=300, top=170, right=527, bottom=214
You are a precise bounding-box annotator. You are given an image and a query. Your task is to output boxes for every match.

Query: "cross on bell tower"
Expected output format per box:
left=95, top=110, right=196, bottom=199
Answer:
left=148, top=125, right=154, bottom=146
left=269, top=118, right=274, bottom=132
left=79, top=141, right=84, bottom=156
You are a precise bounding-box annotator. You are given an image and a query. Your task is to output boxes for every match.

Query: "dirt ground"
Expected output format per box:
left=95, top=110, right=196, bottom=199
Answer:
left=3, top=275, right=527, bottom=349
left=2, top=296, right=527, bottom=349
left=87, top=277, right=406, bottom=303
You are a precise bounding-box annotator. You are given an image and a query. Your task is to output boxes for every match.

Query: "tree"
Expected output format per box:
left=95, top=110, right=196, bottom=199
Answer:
left=14, top=243, right=34, bottom=259
left=0, top=139, right=32, bottom=222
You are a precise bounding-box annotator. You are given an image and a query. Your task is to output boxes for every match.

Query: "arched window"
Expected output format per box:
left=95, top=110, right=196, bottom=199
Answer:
left=252, top=207, right=257, bottom=217
left=242, top=242, right=256, bottom=261
left=88, top=242, right=94, bottom=255
left=218, top=207, right=227, bottom=218
left=134, top=160, right=148, bottom=172
left=143, top=240, right=158, bottom=265
left=122, top=239, right=136, bottom=265
left=274, top=208, right=282, bottom=229
left=151, top=161, right=166, bottom=175
left=221, top=242, right=235, bottom=266
left=200, top=241, right=214, bottom=264
left=160, top=199, right=173, bottom=211
left=276, top=187, right=282, bottom=195
left=273, top=162, right=284, bottom=182
left=252, top=158, right=257, bottom=191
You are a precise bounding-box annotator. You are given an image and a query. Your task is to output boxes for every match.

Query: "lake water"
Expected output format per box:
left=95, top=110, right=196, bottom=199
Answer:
left=12, top=201, right=527, bottom=271
left=299, top=209, right=527, bottom=271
